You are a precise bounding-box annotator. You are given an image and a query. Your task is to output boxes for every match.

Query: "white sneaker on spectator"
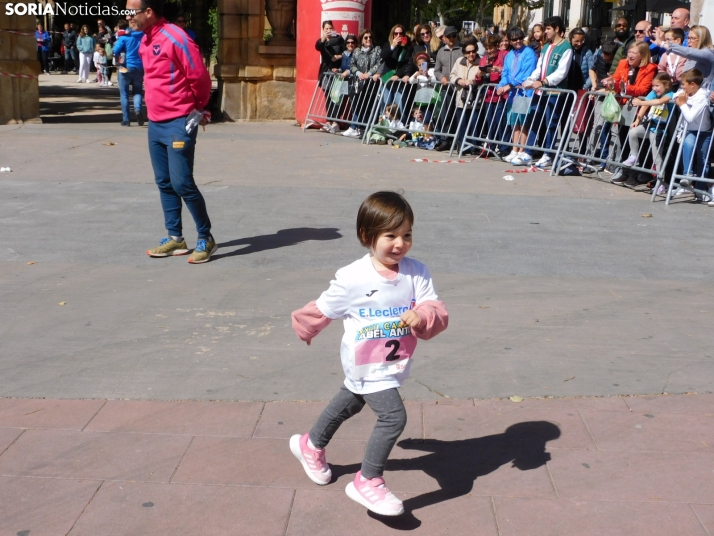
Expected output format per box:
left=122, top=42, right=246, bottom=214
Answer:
left=503, top=151, right=519, bottom=162
left=656, top=184, right=666, bottom=195
left=511, top=153, right=532, bottom=166
left=342, top=128, right=360, bottom=138
left=107, top=81, right=113, bottom=86
left=708, top=200, right=714, bottom=207
left=534, top=155, right=551, bottom=168
left=623, top=155, right=637, bottom=167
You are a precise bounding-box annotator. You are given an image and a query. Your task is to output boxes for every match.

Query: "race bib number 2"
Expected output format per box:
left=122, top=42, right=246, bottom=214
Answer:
left=354, top=320, right=417, bottom=378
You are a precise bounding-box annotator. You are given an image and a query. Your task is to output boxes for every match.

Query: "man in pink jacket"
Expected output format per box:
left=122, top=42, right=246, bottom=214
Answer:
left=127, top=0, right=217, bottom=264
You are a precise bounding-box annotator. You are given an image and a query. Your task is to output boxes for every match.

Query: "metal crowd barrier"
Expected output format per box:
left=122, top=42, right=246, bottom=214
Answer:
left=459, top=84, right=577, bottom=172
left=652, top=118, right=714, bottom=205
left=363, top=79, right=473, bottom=155
left=303, top=71, right=384, bottom=139
left=552, top=91, right=680, bottom=185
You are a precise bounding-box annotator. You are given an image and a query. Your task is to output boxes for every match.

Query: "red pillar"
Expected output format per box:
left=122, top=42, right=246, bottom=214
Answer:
left=295, top=0, right=372, bottom=125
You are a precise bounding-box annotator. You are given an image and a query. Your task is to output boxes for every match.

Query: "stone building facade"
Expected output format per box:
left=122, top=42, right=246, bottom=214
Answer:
left=216, top=0, right=297, bottom=121
left=0, top=2, right=41, bottom=124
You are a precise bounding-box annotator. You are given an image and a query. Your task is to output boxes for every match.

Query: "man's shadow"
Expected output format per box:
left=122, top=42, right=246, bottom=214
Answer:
left=330, top=421, right=561, bottom=530
left=212, top=227, right=342, bottom=260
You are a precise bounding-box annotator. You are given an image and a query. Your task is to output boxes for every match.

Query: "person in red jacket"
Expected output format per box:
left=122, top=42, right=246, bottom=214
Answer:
left=474, top=33, right=508, bottom=155
left=607, top=41, right=657, bottom=98
left=127, top=0, right=217, bottom=264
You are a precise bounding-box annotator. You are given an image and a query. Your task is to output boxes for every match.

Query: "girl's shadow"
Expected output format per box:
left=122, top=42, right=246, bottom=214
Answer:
left=212, top=227, right=342, bottom=260
left=330, top=421, right=561, bottom=530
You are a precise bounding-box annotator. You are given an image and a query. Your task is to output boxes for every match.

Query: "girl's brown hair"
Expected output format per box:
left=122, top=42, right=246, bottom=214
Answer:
left=652, top=72, right=672, bottom=87
left=527, top=23, right=543, bottom=45
left=357, top=191, right=414, bottom=248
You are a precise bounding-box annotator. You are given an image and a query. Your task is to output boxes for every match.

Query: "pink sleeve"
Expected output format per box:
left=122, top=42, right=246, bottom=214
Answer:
left=411, top=299, right=449, bottom=340
left=291, top=301, right=332, bottom=342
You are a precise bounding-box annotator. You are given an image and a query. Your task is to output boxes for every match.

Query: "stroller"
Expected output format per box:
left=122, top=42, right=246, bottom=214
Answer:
left=47, top=52, right=63, bottom=73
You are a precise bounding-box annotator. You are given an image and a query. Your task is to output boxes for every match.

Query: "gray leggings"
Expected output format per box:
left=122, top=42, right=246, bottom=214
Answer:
left=309, top=386, right=407, bottom=479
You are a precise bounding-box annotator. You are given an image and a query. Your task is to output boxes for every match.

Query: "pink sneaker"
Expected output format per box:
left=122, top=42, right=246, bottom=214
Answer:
left=345, top=471, right=404, bottom=516
left=289, top=433, right=331, bottom=485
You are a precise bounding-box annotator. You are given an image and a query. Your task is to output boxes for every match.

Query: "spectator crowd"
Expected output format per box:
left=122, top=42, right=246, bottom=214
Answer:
left=311, top=9, right=714, bottom=204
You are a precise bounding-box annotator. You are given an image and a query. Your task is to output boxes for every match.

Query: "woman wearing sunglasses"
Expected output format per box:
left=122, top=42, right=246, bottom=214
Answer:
left=412, top=24, right=440, bottom=69
left=380, top=24, right=417, bottom=116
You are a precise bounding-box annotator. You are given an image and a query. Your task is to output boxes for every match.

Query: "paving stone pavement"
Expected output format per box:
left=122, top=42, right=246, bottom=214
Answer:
left=0, top=394, right=713, bottom=535
left=1, top=76, right=713, bottom=534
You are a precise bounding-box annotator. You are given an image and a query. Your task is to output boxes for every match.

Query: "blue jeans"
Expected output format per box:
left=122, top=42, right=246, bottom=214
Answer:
left=148, top=117, right=212, bottom=239
left=64, top=48, right=77, bottom=71
left=525, top=93, right=562, bottom=155
left=118, top=68, right=144, bottom=123
left=682, top=130, right=713, bottom=189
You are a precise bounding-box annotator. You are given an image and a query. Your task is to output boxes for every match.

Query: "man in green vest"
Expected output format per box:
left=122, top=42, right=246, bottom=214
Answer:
left=510, top=16, right=573, bottom=168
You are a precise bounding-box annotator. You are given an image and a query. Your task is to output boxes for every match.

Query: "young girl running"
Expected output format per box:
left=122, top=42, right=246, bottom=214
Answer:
left=290, top=191, right=448, bottom=516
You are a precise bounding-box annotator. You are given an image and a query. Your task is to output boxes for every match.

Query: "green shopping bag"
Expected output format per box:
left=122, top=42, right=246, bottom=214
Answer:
left=600, top=91, right=621, bottom=123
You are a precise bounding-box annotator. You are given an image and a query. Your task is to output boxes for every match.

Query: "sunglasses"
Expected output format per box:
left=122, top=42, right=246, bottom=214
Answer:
left=464, top=49, right=477, bottom=54
left=634, top=29, right=646, bottom=34
left=420, top=32, right=431, bottom=36
left=393, top=31, right=404, bottom=36
left=346, top=41, right=356, bottom=45
left=363, top=36, right=372, bottom=40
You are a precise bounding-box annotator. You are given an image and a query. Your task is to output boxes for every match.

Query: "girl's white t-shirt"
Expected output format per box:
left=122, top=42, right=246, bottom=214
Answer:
left=316, top=253, right=439, bottom=395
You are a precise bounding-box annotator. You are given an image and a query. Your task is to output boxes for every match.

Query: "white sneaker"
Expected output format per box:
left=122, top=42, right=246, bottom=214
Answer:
left=708, top=200, right=714, bottom=207
left=503, top=151, right=519, bottom=162
left=534, top=155, right=551, bottom=168
left=107, top=81, right=113, bottom=86
left=342, top=127, right=360, bottom=138
left=656, top=184, right=666, bottom=195
left=511, top=153, right=533, bottom=166
left=623, top=155, right=637, bottom=167
left=345, top=471, right=404, bottom=516
left=77, top=78, right=83, bottom=83
left=85, top=79, right=91, bottom=84
left=290, top=434, right=332, bottom=486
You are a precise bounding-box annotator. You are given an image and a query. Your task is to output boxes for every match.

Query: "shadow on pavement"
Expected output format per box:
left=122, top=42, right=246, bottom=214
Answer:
left=333, top=421, right=561, bottom=530
left=213, top=227, right=343, bottom=260
left=39, top=77, right=123, bottom=123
